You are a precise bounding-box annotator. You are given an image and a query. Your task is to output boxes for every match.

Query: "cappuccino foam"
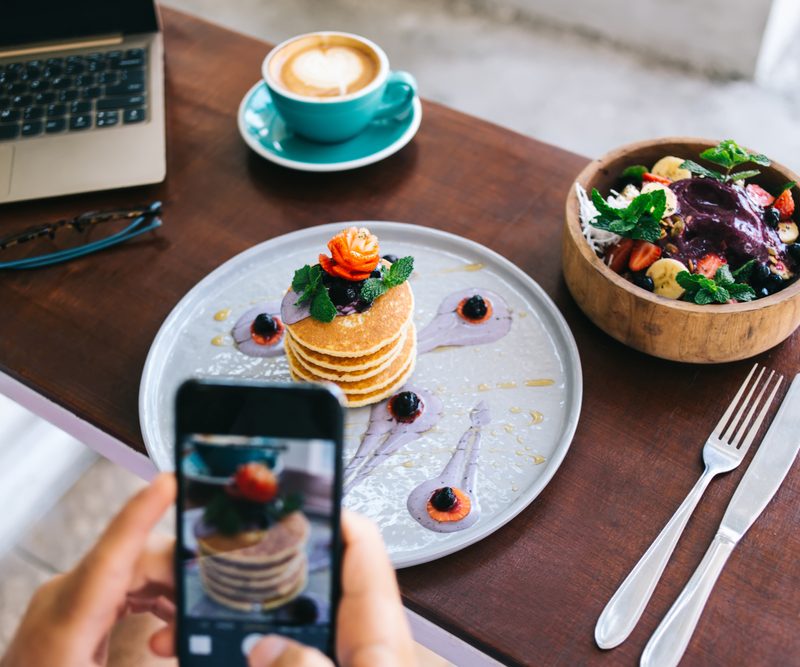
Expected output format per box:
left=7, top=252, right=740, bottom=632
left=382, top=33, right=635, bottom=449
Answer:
left=269, top=35, right=380, bottom=98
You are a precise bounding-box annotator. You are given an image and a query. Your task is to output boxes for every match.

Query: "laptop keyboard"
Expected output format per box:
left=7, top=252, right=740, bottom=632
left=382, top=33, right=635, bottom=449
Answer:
left=0, top=48, right=148, bottom=141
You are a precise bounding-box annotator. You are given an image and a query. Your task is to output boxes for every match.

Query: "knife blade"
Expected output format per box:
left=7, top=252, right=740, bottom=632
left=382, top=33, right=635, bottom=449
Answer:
left=719, top=372, right=800, bottom=540
left=641, top=373, right=800, bottom=667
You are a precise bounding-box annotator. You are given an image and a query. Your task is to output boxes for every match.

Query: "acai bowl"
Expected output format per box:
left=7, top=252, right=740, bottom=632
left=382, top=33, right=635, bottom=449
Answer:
left=563, top=137, right=800, bottom=363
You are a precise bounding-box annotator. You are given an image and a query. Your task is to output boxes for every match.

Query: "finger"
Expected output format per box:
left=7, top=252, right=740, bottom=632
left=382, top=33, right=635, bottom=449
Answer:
left=248, top=635, right=331, bottom=667
left=62, top=475, right=176, bottom=627
left=336, top=511, right=414, bottom=666
left=340, top=510, right=400, bottom=598
left=148, top=622, right=176, bottom=658
left=128, top=532, right=175, bottom=597
left=83, top=474, right=176, bottom=581
left=127, top=595, right=175, bottom=623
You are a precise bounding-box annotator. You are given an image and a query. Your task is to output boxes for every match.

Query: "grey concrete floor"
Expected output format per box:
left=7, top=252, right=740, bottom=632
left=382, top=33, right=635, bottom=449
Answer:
left=165, top=0, right=800, bottom=166
left=2, top=0, right=799, bottom=658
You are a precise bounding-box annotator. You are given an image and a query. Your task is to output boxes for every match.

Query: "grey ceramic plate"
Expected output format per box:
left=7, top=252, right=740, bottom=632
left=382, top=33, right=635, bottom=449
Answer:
left=139, top=222, right=582, bottom=567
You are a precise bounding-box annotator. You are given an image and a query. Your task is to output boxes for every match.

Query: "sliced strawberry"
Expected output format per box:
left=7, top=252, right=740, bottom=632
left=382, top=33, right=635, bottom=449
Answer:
left=233, top=462, right=278, bottom=503
left=605, top=238, right=634, bottom=274
left=774, top=188, right=795, bottom=221
left=745, top=184, right=774, bottom=208
left=642, top=172, right=672, bottom=185
left=628, top=240, right=662, bottom=272
left=695, top=253, right=726, bottom=278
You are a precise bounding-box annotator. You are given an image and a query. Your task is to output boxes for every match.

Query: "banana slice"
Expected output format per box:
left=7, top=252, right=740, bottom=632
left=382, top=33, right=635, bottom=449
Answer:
left=651, top=156, right=692, bottom=182
left=646, top=258, right=688, bottom=299
left=642, top=182, right=678, bottom=218
left=778, top=222, right=798, bottom=244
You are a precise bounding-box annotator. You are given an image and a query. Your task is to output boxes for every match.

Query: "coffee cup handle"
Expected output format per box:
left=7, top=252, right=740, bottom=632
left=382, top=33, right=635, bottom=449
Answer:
left=374, top=71, right=417, bottom=120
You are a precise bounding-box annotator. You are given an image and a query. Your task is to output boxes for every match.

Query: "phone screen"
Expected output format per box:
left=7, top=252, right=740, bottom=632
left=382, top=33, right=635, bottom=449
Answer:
left=177, top=432, right=338, bottom=663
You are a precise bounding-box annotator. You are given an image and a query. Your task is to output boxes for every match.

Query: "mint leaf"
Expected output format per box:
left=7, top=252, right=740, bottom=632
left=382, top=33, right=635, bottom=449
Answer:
left=589, top=188, right=664, bottom=242
left=728, top=283, right=756, bottom=301
left=696, top=140, right=770, bottom=179
left=360, top=278, right=387, bottom=303
left=681, top=160, right=725, bottom=182
left=778, top=181, right=797, bottom=195
left=292, top=265, right=312, bottom=293
left=620, top=165, right=647, bottom=183
left=712, top=286, right=731, bottom=303
left=694, top=289, right=715, bottom=305
left=676, top=271, right=709, bottom=291
left=714, top=264, right=735, bottom=286
left=732, top=258, right=757, bottom=281
left=591, top=188, right=620, bottom=217
left=310, top=287, right=336, bottom=322
left=385, top=256, right=414, bottom=286
left=728, top=169, right=761, bottom=182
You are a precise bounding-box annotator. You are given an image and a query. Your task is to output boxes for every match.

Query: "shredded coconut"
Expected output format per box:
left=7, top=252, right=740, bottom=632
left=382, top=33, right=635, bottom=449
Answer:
left=575, top=183, right=622, bottom=255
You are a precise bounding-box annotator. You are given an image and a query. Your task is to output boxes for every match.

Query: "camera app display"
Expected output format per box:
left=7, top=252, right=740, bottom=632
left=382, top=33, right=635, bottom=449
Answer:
left=179, top=435, right=336, bottom=660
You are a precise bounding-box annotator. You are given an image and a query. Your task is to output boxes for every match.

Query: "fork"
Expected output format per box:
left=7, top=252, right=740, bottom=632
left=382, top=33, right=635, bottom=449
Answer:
left=595, top=364, right=780, bottom=649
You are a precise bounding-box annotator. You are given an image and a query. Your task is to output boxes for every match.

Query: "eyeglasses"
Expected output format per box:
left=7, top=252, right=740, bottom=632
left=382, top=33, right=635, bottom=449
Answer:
left=0, top=201, right=163, bottom=270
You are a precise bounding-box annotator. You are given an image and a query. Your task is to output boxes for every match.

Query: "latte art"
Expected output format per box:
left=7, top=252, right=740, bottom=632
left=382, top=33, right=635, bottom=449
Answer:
left=269, top=35, right=380, bottom=98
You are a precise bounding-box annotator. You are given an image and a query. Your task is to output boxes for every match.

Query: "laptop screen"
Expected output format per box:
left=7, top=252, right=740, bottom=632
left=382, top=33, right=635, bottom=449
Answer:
left=0, top=0, right=159, bottom=49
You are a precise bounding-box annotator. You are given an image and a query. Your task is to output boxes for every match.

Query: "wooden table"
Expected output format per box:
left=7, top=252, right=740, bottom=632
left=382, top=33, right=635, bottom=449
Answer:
left=2, top=9, right=798, bottom=666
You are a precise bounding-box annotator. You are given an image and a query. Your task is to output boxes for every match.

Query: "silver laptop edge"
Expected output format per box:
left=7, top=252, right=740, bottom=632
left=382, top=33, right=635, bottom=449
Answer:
left=0, top=28, right=165, bottom=204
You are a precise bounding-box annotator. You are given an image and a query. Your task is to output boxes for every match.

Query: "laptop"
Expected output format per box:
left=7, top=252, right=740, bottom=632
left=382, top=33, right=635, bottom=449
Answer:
left=0, top=0, right=166, bottom=203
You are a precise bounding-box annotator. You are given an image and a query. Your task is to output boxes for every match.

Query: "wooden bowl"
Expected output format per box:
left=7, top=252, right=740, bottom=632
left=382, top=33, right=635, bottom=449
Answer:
left=562, top=137, right=800, bottom=363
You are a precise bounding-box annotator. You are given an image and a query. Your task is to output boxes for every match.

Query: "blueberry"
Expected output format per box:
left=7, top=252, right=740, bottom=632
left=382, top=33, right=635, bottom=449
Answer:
left=382, top=254, right=398, bottom=264
left=329, top=284, right=359, bottom=306
left=252, top=313, right=277, bottom=335
left=391, top=391, right=420, bottom=419
left=750, top=262, right=772, bottom=287
left=370, top=269, right=382, bottom=278
left=764, top=207, right=780, bottom=228
left=788, top=243, right=800, bottom=263
left=764, top=272, right=784, bottom=294
left=430, top=487, right=457, bottom=512
left=757, top=286, right=771, bottom=299
left=631, top=273, right=654, bottom=292
left=462, top=294, right=488, bottom=320
left=354, top=299, right=371, bottom=313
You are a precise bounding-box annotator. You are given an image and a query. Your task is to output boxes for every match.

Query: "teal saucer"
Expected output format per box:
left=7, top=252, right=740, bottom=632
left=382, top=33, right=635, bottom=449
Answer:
left=237, top=81, right=422, bottom=172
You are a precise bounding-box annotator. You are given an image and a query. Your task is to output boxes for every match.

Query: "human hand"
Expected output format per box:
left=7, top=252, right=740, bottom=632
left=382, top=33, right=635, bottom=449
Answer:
left=249, top=509, right=416, bottom=667
left=1, top=473, right=177, bottom=667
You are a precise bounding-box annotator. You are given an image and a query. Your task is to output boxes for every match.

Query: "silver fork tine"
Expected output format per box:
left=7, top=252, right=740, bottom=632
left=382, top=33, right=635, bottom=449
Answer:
left=732, top=373, right=783, bottom=452
left=712, top=364, right=757, bottom=440
left=729, top=369, right=774, bottom=447
left=720, top=365, right=765, bottom=442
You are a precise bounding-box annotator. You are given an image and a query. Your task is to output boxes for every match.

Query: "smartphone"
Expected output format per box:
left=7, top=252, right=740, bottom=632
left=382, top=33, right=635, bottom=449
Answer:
left=175, top=379, right=344, bottom=665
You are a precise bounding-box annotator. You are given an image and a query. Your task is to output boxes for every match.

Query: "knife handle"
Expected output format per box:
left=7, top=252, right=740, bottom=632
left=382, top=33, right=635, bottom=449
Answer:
left=640, top=533, right=736, bottom=667
left=595, top=470, right=714, bottom=649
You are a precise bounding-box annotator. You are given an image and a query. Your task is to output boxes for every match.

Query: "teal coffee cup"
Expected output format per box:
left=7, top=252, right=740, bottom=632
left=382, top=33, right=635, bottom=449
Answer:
left=262, top=31, right=417, bottom=143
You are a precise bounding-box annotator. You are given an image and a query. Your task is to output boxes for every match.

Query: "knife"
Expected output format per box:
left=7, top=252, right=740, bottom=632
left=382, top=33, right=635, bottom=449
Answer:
left=641, top=373, right=800, bottom=667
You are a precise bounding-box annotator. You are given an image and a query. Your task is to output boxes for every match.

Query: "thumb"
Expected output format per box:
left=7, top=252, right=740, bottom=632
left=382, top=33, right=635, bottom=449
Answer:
left=248, top=635, right=332, bottom=667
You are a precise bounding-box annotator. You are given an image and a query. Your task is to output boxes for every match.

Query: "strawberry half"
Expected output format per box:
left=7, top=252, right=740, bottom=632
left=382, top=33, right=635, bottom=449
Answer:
left=695, top=253, right=726, bottom=278
left=642, top=172, right=672, bottom=185
left=233, top=462, right=278, bottom=503
left=774, top=188, right=795, bottom=221
left=605, top=238, right=634, bottom=274
left=628, top=240, right=662, bottom=272
left=745, top=184, right=775, bottom=208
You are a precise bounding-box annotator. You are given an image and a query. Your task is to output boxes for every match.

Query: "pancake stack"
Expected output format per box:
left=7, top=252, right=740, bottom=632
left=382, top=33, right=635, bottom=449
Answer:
left=285, top=280, right=416, bottom=408
left=196, top=511, right=310, bottom=612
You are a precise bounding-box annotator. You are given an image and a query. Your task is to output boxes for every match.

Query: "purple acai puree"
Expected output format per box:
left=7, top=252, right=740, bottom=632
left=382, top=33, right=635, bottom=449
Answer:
left=670, top=178, right=789, bottom=267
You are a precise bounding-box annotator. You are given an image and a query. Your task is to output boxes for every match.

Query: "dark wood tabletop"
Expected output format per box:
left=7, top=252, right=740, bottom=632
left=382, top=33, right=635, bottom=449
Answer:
left=2, top=8, right=798, bottom=666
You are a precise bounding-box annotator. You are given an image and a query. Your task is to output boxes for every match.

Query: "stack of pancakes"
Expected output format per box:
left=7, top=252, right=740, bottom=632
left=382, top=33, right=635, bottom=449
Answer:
left=285, top=280, right=416, bottom=407
left=196, top=511, right=310, bottom=612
